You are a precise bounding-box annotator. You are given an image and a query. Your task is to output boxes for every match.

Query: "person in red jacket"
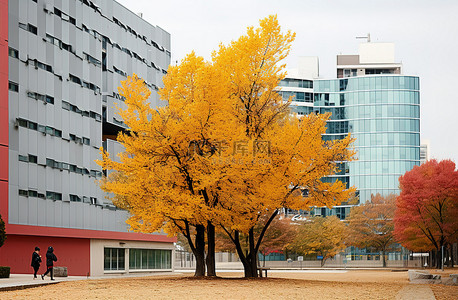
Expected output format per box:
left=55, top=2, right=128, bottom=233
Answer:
left=41, top=246, right=57, bottom=280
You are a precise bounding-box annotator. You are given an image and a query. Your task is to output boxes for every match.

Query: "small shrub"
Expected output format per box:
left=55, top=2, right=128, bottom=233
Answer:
left=0, top=266, right=10, bottom=278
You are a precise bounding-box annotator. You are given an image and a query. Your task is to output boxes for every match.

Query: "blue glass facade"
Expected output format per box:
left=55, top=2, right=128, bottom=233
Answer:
left=287, top=75, right=420, bottom=204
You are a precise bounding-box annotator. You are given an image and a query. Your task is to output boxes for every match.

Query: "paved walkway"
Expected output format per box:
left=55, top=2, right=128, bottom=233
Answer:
left=396, top=285, right=436, bottom=300
left=0, top=272, right=176, bottom=291
left=0, top=274, right=87, bottom=291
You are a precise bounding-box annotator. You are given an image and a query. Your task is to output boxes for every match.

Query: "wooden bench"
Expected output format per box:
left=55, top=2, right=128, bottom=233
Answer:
left=258, top=267, right=270, bottom=278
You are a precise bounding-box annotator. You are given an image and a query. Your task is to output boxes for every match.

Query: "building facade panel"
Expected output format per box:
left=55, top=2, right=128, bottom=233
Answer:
left=0, top=234, right=90, bottom=276
left=0, top=0, right=8, bottom=223
left=90, top=239, right=174, bottom=277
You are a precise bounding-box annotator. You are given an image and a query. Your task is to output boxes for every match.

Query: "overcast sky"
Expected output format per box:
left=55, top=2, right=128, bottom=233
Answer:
left=118, top=0, right=458, bottom=163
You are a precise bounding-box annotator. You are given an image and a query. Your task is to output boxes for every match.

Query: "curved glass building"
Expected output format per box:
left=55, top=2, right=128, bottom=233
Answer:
left=314, top=76, right=420, bottom=203
left=279, top=43, right=420, bottom=215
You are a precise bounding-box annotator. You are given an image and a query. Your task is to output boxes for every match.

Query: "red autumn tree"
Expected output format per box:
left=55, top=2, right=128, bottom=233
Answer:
left=394, top=159, right=458, bottom=268
left=256, top=217, right=297, bottom=265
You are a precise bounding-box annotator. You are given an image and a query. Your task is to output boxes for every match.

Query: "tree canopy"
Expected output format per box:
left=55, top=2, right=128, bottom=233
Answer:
left=98, top=15, right=355, bottom=277
left=394, top=159, right=458, bottom=268
left=289, top=216, right=346, bottom=267
left=346, top=194, right=396, bottom=267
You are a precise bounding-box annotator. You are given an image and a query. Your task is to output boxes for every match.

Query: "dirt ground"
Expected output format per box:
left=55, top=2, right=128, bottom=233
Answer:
left=1, top=270, right=457, bottom=300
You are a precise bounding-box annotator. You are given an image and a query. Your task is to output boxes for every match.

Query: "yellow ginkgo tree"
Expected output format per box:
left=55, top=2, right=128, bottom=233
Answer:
left=98, top=15, right=356, bottom=278
left=98, top=53, right=225, bottom=276
left=206, top=15, right=355, bottom=277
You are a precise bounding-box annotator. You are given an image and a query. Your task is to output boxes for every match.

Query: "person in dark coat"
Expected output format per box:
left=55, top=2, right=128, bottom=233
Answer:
left=41, top=246, right=57, bottom=280
left=31, top=246, right=42, bottom=279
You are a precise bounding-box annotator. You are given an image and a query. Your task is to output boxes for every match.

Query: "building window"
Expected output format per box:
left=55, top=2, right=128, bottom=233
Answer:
left=46, top=158, right=55, bottom=167
left=113, top=66, right=127, bottom=77
left=28, top=24, right=38, bottom=35
left=62, top=101, right=70, bottom=110
left=91, top=112, right=102, bottom=122
left=28, top=121, right=38, bottom=130
left=8, top=47, right=19, bottom=58
left=28, top=154, right=38, bottom=163
left=46, top=191, right=62, bottom=201
left=54, top=129, right=62, bottom=137
left=18, top=23, right=27, bottom=31
left=44, top=126, right=53, bottom=135
left=129, top=249, right=172, bottom=270
left=31, top=59, right=53, bottom=73
left=19, top=189, right=28, bottom=197
left=37, top=125, right=46, bottom=133
left=8, top=81, right=19, bottom=92
left=54, top=7, right=62, bottom=17
left=104, top=248, right=125, bottom=271
left=69, top=194, right=82, bottom=202
left=69, top=74, right=82, bottom=85
left=17, top=118, right=28, bottom=127
left=84, top=52, right=101, bottom=66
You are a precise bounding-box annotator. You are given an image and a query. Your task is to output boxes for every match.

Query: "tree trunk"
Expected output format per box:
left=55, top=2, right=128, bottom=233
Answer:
left=206, top=222, right=216, bottom=276
left=381, top=250, right=386, bottom=267
left=435, top=248, right=442, bottom=269
left=225, top=211, right=279, bottom=278
left=450, top=244, right=455, bottom=267
left=447, top=244, right=453, bottom=267
left=194, top=225, right=206, bottom=276
left=242, top=251, right=258, bottom=278
left=230, top=231, right=253, bottom=277
left=232, top=230, right=258, bottom=278
left=245, top=228, right=259, bottom=278
left=240, top=258, right=252, bottom=277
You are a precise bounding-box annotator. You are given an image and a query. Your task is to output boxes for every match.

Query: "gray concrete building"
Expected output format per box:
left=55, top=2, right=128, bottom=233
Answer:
left=0, top=0, right=174, bottom=276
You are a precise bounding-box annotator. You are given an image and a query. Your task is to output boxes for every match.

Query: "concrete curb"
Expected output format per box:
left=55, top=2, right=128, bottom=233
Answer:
left=0, top=280, right=60, bottom=292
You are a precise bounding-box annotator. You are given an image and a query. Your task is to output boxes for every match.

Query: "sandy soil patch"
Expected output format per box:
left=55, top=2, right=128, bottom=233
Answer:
left=430, top=285, right=458, bottom=300
left=1, top=270, right=456, bottom=300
